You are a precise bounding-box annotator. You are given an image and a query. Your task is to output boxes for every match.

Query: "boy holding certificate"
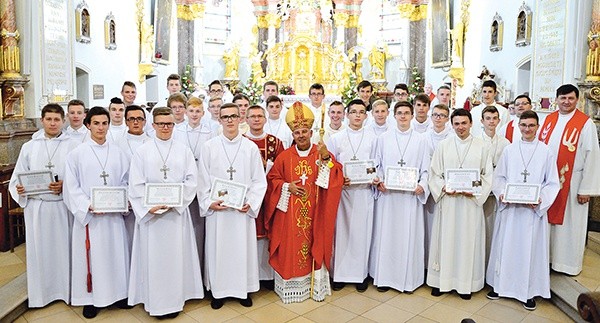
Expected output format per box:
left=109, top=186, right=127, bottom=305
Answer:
left=486, top=110, right=560, bottom=310
left=9, top=104, right=72, bottom=308
left=328, top=99, right=378, bottom=292
left=369, top=101, right=431, bottom=293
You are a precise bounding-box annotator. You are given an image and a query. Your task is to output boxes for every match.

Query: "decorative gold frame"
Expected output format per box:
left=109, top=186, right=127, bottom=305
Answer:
left=430, top=0, right=451, bottom=68
left=490, top=13, right=503, bottom=52
left=75, top=1, right=91, bottom=43
left=515, top=2, right=532, bottom=47
left=104, top=13, right=116, bottom=50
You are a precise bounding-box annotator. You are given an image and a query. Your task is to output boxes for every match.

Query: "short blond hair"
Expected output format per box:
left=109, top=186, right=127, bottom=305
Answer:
left=186, top=96, right=203, bottom=108
left=372, top=99, right=389, bottom=110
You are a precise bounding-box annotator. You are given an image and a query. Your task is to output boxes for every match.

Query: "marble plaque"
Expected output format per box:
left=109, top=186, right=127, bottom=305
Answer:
left=42, top=0, right=74, bottom=103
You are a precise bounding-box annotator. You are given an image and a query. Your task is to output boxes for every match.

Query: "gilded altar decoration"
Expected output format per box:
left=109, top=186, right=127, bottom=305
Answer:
left=515, top=2, right=532, bottom=47
left=368, top=43, right=391, bottom=81
left=136, top=0, right=155, bottom=83
left=586, top=0, right=600, bottom=81
left=397, top=2, right=428, bottom=21
left=104, top=13, right=117, bottom=50
left=176, top=2, right=205, bottom=20
left=222, top=44, right=240, bottom=80
left=75, top=1, right=91, bottom=43
left=490, top=13, right=503, bottom=52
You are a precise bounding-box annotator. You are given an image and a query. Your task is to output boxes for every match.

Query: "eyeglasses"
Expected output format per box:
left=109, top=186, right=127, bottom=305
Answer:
left=220, top=114, right=240, bottom=121
left=126, top=117, right=146, bottom=123
left=210, top=89, right=223, bottom=94
left=247, top=115, right=265, bottom=119
left=518, top=123, right=538, bottom=129
left=309, top=93, right=324, bottom=97
left=432, top=113, right=448, bottom=119
left=394, top=92, right=409, bottom=97
left=348, top=110, right=367, bottom=115
left=395, top=111, right=412, bottom=116
left=154, top=122, right=175, bottom=128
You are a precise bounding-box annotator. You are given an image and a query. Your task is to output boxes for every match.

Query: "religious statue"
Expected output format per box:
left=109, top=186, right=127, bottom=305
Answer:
left=451, top=21, right=465, bottom=67
left=368, top=44, right=390, bottom=80
left=140, top=22, right=154, bottom=63
left=223, top=45, right=240, bottom=80
left=250, top=49, right=265, bottom=84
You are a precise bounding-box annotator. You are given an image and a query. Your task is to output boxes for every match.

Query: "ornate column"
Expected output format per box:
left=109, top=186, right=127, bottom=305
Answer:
left=344, top=1, right=363, bottom=53
left=265, top=12, right=281, bottom=48
left=176, top=0, right=205, bottom=87
left=397, top=1, right=428, bottom=81
left=0, top=0, right=28, bottom=119
left=333, top=11, right=348, bottom=48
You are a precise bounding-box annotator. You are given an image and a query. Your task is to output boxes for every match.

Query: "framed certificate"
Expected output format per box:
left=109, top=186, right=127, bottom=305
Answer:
left=17, top=170, right=54, bottom=195
left=445, top=168, right=482, bottom=195
left=144, top=183, right=184, bottom=207
left=90, top=187, right=128, bottom=213
left=343, top=160, right=377, bottom=184
left=503, top=183, right=541, bottom=204
left=210, top=177, right=247, bottom=210
left=385, top=166, right=418, bottom=191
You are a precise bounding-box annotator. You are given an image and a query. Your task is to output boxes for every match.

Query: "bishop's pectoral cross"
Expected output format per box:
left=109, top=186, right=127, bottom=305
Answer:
left=398, top=159, right=406, bottom=167
left=160, top=165, right=170, bottom=180
left=299, top=172, right=308, bottom=185
left=227, top=166, right=236, bottom=180
left=521, top=169, right=530, bottom=183
left=45, top=161, right=55, bottom=171
left=100, top=171, right=109, bottom=185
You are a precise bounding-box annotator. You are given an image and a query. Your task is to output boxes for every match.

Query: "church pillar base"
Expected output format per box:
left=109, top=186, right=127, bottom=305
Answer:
left=0, top=119, right=37, bottom=165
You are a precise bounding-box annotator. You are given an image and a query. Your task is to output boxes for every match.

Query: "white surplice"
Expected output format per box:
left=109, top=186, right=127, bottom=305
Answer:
left=9, top=131, right=72, bottom=307
left=545, top=111, right=600, bottom=275
left=63, top=139, right=130, bottom=307
left=127, top=138, right=204, bottom=316
left=108, top=123, right=127, bottom=143
left=328, top=127, right=378, bottom=284
left=265, top=117, right=293, bottom=148
left=470, top=103, right=511, bottom=137
left=426, top=135, right=493, bottom=294
left=411, top=117, right=432, bottom=133
left=116, top=131, right=151, bottom=250
left=198, top=133, right=267, bottom=299
left=486, top=139, right=560, bottom=302
left=65, top=125, right=89, bottom=144
left=369, top=128, right=431, bottom=292
left=367, top=121, right=390, bottom=137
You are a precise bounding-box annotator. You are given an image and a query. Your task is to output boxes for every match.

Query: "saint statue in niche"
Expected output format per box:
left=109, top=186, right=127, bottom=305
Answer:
left=109, top=20, right=116, bottom=45
left=517, top=12, right=526, bottom=41
left=491, top=22, right=498, bottom=47
left=82, top=9, right=90, bottom=38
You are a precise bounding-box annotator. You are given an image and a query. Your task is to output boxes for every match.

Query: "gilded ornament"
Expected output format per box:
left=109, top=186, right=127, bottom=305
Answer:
left=176, top=3, right=205, bottom=20
left=333, top=12, right=349, bottom=28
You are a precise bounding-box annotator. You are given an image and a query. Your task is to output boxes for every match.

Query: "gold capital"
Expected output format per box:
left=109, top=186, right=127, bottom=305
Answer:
left=176, top=3, right=205, bottom=20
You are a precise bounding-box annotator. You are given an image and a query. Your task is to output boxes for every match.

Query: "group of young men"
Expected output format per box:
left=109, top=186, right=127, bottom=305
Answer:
left=9, top=76, right=600, bottom=320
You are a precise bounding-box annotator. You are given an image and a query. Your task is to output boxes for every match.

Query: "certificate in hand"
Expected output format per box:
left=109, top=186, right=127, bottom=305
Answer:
left=343, top=159, right=377, bottom=184
left=445, top=168, right=482, bottom=195
left=144, top=183, right=184, bottom=207
left=384, top=166, right=418, bottom=191
left=503, top=183, right=541, bottom=204
left=90, top=187, right=128, bottom=213
left=17, top=170, right=54, bottom=195
left=210, top=178, right=247, bottom=210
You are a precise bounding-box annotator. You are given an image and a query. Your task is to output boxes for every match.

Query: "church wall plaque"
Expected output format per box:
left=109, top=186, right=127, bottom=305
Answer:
left=531, top=0, right=566, bottom=101
left=430, top=0, right=451, bottom=68
left=93, top=85, right=104, bottom=100
left=42, top=0, right=74, bottom=104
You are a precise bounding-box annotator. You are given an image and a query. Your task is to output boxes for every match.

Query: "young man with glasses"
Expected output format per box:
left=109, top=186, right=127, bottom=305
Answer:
left=328, top=99, right=378, bottom=293
left=487, top=110, right=560, bottom=311
left=370, top=101, right=431, bottom=293
left=127, top=107, right=204, bottom=319
left=167, top=93, right=188, bottom=126
left=391, top=83, right=409, bottom=107
left=308, top=83, right=330, bottom=136
left=498, top=94, right=533, bottom=143
left=198, top=103, right=267, bottom=309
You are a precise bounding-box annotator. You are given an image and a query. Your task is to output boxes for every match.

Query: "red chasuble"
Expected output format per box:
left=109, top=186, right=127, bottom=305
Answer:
left=505, top=120, right=514, bottom=143
left=244, top=133, right=285, bottom=238
left=538, top=109, right=589, bottom=224
left=264, top=144, right=344, bottom=280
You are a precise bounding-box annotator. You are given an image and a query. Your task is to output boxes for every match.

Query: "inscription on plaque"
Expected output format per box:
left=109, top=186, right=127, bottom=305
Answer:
left=93, top=85, right=104, bottom=100
left=42, top=0, right=74, bottom=103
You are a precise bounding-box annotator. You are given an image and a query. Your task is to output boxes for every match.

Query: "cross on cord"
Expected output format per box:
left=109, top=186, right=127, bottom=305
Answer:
left=398, top=159, right=406, bottom=167
left=160, top=165, right=170, bottom=180
left=100, top=171, right=109, bottom=185
left=521, top=169, right=530, bottom=183
left=227, top=166, right=236, bottom=180
left=300, top=172, right=308, bottom=185
left=45, top=161, right=55, bottom=170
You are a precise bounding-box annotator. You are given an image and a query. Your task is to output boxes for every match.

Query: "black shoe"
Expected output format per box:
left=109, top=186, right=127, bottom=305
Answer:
left=240, top=296, right=253, bottom=307
left=211, top=298, right=224, bottom=310
left=332, top=281, right=346, bottom=291
left=459, top=293, right=471, bottom=300
left=261, top=280, right=274, bottom=291
left=523, top=298, right=536, bottom=310
left=113, top=298, right=133, bottom=309
left=83, top=305, right=98, bottom=319
left=157, top=312, right=180, bottom=319
left=431, top=287, right=442, bottom=297
left=486, top=291, right=500, bottom=300
left=356, top=279, right=368, bottom=292
left=377, top=286, right=390, bottom=293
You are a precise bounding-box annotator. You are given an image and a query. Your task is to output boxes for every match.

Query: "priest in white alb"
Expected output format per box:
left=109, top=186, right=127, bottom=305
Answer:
left=486, top=110, right=560, bottom=311
left=328, top=99, right=378, bottom=292
left=198, top=103, right=267, bottom=309
left=128, top=107, right=204, bottom=318
left=63, top=107, right=131, bottom=319
left=538, top=84, right=600, bottom=275
left=427, top=108, right=493, bottom=300
left=370, top=101, right=431, bottom=293
left=9, top=104, right=72, bottom=308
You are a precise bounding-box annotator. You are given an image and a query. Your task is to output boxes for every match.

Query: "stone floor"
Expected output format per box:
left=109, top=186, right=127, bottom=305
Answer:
left=5, top=241, right=600, bottom=322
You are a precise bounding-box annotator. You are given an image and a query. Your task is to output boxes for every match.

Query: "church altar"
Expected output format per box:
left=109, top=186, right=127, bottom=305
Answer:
left=280, top=95, right=341, bottom=107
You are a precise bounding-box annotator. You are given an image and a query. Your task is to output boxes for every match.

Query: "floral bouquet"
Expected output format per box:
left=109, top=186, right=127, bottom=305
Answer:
left=279, top=85, right=295, bottom=95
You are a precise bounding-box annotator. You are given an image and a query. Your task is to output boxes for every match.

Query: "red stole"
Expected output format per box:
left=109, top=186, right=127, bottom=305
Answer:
left=264, top=145, right=343, bottom=279
left=505, top=120, right=514, bottom=143
left=538, top=109, right=589, bottom=224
